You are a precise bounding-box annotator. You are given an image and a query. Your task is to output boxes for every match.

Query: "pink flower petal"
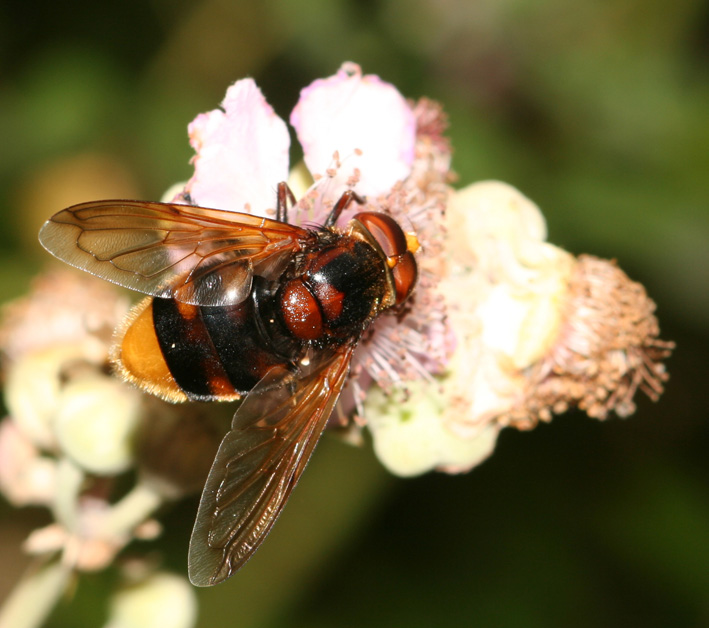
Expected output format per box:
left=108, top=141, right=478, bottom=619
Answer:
left=0, top=418, right=56, bottom=506
left=185, top=79, right=290, bottom=214
left=290, top=63, right=416, bottom=198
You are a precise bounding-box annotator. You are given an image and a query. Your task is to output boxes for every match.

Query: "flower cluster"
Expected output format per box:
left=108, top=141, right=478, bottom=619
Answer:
left=165, top=61, right=672, bottom=475
left=0, top=271, right=209, bottom=626
left=366, top=181, right=673, bottom=475
left=0, top=62, right=673, bottom=624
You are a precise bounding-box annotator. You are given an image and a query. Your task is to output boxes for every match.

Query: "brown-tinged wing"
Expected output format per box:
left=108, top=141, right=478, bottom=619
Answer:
left=38, top=200, right=311, bottom=306
left=187, top=344, right=354, bottom=586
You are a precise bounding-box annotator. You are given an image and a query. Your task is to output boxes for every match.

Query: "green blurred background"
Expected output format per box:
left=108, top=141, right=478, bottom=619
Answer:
left=1, top=0, right=708, bottom=626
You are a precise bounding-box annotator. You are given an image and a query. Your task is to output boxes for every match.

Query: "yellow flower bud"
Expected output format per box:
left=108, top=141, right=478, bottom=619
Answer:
left=54, top=375, right=142, bottom=475
left=104, top=572, right=197, bottom=628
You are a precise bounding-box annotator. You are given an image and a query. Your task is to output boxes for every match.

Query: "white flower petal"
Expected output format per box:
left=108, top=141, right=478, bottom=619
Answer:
left=291, top=62, right=416, bottom=199
left=366, top=382, right=500, bottom=477
left=432, top=182, right=576, bottom=437
left=445, top=181, right=575, bottom=372
left=186, top=78, right=290, bottom=214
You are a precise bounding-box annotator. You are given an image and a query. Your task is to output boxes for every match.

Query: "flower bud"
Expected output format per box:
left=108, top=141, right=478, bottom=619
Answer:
left=4, top=344, right=88, bottom=451
left=104, top=571, right=197, bottom=628
left=366, top=380, right=500, bottom=477
left=54, top=375, right=142, bottom=475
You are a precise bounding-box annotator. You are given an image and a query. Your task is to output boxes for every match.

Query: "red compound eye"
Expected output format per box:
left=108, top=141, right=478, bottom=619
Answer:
left=354, top=212, right=408, bottom=258
left=392, top=251, right=417, bottom=304
left=354, top=211, right=418, bottom=305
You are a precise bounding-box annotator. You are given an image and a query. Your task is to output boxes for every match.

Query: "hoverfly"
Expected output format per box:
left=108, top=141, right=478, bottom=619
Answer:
left=39, top=182, right=419, bottom=586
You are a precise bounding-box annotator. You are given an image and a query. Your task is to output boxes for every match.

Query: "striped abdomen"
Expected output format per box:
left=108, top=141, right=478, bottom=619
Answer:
left=115, top=285, right=300, bottom=403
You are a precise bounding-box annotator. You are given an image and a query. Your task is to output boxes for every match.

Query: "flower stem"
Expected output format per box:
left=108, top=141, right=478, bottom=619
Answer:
left=100, top=481, right=165, bottom=538
left=0, top=559, right=71, bottom=628
left=52, top=457, right=85, bottom=531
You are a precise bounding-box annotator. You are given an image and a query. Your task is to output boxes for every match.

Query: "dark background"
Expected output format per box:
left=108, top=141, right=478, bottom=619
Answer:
left=1, top=0, right=708, bottom=626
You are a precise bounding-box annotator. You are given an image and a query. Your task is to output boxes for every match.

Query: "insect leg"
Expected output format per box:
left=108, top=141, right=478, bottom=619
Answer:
left=324, top=190, right=366, bottom=228
left=276, top=182, right=297, bottom=223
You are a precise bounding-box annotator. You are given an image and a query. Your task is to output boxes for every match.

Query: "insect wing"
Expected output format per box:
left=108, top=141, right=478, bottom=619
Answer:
left=39, top=200, right=310, bottom=306
left=188, top=345, right=354, bottom=586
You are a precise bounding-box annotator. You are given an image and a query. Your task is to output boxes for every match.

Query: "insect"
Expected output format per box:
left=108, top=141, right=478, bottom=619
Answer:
left=39, top=182, right=419, bottom=586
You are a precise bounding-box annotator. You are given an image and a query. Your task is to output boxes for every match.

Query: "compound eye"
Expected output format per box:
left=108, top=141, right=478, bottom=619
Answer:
left=354, top=212, right=408, bottom=258
left=392, top=251, right=417, bottom=305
